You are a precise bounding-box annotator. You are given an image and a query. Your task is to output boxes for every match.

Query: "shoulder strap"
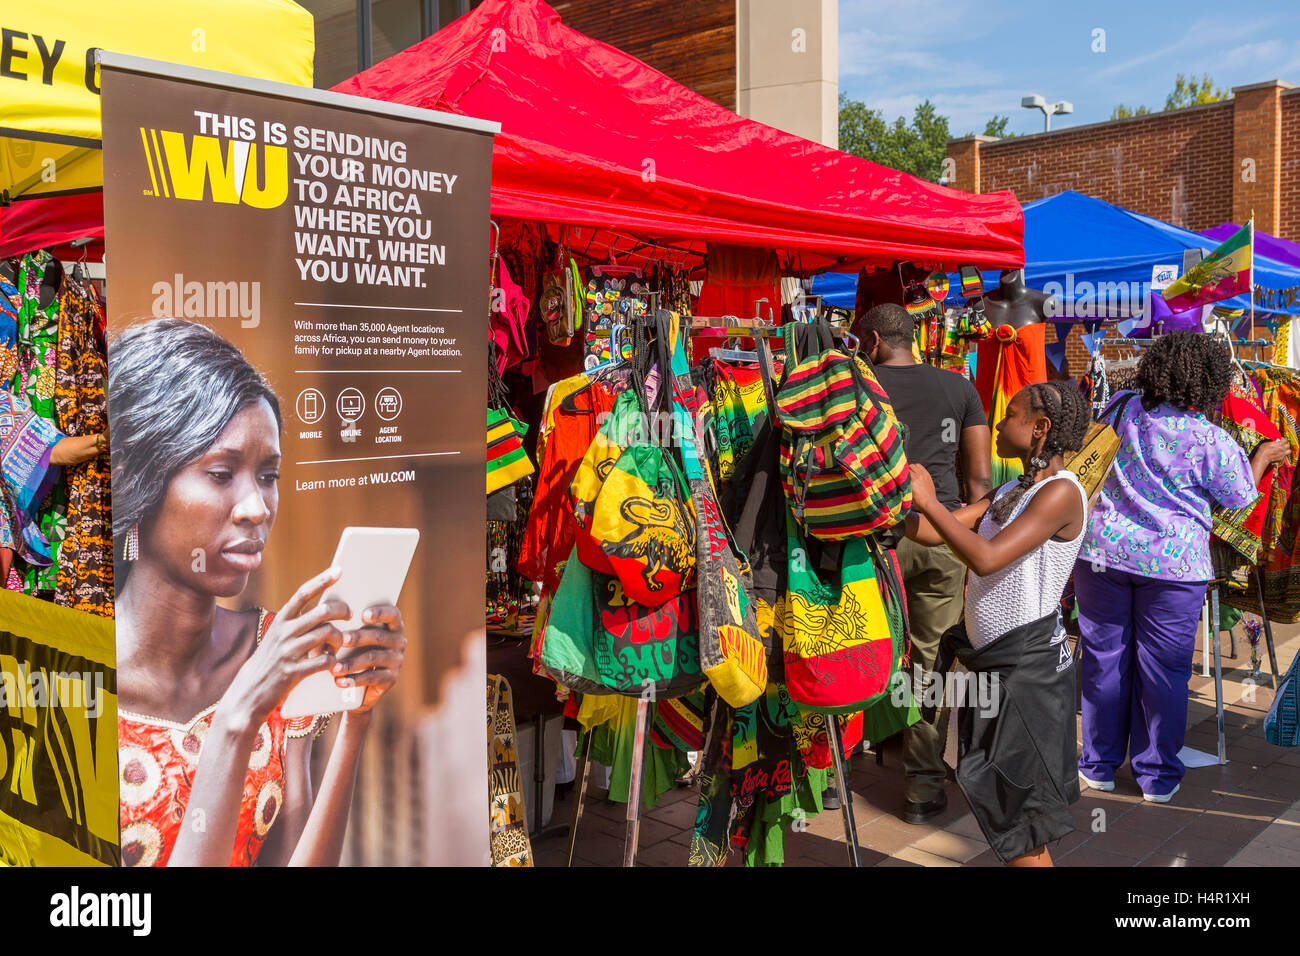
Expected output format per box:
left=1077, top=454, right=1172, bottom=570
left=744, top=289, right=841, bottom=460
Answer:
left=782, top=322, right=800, bottom=369
left=1101, top=390, right=1138, bottom=426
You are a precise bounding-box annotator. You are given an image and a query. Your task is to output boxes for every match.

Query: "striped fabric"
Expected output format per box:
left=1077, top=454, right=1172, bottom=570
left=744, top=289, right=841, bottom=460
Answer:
left=487, top=407, right=534, bottom=494
left=776, top=350, right=911, bottom=541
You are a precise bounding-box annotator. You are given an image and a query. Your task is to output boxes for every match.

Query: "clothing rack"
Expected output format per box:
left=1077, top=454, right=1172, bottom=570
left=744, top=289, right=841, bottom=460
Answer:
left=563, top=314, right=867, bottom=869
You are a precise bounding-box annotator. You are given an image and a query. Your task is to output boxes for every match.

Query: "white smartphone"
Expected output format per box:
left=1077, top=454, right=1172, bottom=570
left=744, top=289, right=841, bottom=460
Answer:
left=280, top=527, right=420, bottom=719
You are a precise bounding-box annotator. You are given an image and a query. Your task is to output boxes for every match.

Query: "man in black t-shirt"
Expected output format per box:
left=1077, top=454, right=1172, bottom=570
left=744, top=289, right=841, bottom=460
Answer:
left=858, top=303, right=992, bottom=824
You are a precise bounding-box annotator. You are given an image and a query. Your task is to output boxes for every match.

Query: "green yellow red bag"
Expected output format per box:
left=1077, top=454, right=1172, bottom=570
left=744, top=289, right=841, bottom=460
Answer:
left=775, top=320, right=911, bottom=541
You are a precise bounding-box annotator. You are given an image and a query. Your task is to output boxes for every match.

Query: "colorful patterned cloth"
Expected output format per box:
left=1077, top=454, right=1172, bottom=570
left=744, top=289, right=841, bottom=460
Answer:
left=1221, top=369, right=1300, bottom=621
left=0, top=386, right=64, bottom=564
left=711, top=360, right=767, bottom=481
left=12, top=253, right=66, bottom=594
left=1212, top=390, right=1287, bottom=564
left=975, top=323, right=1047, bottom=488
left=54, top=279, right=113, bottom=617
left=117, top=611, right=321, bottom=866
left=1080, top=391, right=1256, bottom=581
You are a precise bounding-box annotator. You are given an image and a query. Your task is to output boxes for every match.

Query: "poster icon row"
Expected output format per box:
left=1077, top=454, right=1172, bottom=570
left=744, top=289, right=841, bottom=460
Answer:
left=296, top=387, right=402, bottom=424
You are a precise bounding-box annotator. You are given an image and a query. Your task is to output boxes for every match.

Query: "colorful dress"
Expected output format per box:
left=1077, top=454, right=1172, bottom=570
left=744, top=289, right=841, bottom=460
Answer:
left=54, top=278, right=113, bottom=616
left=11, top=253, right=66, bottom=594
left=117, top=611, right=321, bottom=866
left=975, top=323, right=1047, bottom=487
left=0, top=387, right=64, bottom=564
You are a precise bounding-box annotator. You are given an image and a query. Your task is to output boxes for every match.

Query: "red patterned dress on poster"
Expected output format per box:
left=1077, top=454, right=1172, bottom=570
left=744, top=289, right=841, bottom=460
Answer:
left=116, top=610, right=321, bottom=866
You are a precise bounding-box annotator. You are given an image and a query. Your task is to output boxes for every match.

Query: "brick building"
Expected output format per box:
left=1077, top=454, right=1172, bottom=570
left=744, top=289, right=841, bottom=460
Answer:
left=947, top=80, right=1300, bottom=240
left=947, top=80, right=1299, bottom=373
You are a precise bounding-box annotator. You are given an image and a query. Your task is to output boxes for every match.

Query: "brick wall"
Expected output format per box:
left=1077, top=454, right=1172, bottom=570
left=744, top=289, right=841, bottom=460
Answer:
left=978, top=102, right=1235, bottom=232
left=1281, top=89, right=1300, bottom=240
left=950, top=81, right=1300, bottom=241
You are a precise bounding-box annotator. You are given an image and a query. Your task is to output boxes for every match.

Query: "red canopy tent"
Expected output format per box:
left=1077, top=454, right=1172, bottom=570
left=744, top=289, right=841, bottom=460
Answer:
left=0, top=193, right=103, bottom=260
left=334, top=0, right=1023, bottom=274
left=3, top=0, right=1023, bottom=272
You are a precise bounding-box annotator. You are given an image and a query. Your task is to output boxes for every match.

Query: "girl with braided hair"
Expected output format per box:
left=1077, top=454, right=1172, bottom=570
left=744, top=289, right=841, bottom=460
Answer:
left=1075, top=330, right=1288, bottom=805
left=904, top=380, right=1091, bottom=867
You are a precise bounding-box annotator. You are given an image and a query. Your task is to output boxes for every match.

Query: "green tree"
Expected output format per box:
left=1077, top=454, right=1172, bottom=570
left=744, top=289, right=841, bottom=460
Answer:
left=1109, top=74, right=1230, bottom=122
left=1110, top=103, right=1152, bottom=119
left=1165, top=73, right=1229, bottom=110
left=982, top=114, right=1014, bottom=138
left=837, top=92, right=951, bottom=181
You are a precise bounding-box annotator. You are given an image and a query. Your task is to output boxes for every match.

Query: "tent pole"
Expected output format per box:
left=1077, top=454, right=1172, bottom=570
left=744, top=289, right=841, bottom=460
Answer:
left=1253, top=569, right=1280, bottom=690
left=1210, top=588, right=1227, bottom=765
left=623, top=697, right=651, bottom=867
left=826, top=717, right=862, bottom=867
left=565, top=728, right=594, bottom=867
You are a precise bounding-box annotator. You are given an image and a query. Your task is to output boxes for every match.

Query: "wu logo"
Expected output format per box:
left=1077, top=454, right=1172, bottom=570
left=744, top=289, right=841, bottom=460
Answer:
left=139, top=129, right=288, bottom=208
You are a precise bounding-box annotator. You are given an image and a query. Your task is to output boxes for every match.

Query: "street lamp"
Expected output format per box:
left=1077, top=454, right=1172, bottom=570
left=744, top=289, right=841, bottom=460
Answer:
left=1021, top=94, right=1073, bottom=132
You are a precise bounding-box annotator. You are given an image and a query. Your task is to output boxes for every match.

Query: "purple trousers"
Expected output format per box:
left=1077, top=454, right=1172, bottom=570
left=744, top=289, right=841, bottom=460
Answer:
left=1073, top=561, right=1207, bottom=797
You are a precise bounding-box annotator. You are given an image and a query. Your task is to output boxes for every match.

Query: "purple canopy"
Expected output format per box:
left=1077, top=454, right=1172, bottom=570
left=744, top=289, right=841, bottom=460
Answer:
left=1202, top=223, right=1300, bottom=271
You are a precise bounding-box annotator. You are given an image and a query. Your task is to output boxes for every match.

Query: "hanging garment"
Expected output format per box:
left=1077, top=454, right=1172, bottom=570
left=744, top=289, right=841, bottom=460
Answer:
left=12, top=253, right=65, bottom=594
left=576, top=693, right=690, bottom=811
left=1275, top=315, right=1300, bottom=370
left=486, top=675, right=534, bottom=867
left=517, top=375, right=617, bottom=592
left=975, top=323, right=1047, bottom=488
left=490, top=257, right=532, bottom=375
left=694, top=245, right=781, bottom=320
left=0, top=386, right=64, bottom=569
left=1221, top=368, right=1300, bottom=621
left=710, top=360, right=769, bottom=482
left=1212, top=390, right=1286, bottom=565
left=0, top=279, right=18, bottom=382
left=54, top=278, right=113, bottom=617
left=690, top=684, right=830, bottom=867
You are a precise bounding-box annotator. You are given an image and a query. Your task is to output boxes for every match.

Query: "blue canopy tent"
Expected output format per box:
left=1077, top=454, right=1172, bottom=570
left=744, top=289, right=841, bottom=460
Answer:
left=813, top=191, right=1300, bottom=321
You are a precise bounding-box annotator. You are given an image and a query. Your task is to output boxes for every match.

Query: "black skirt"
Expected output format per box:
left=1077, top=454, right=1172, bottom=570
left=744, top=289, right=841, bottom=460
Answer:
left=936, top=612, right=1080, bottom=863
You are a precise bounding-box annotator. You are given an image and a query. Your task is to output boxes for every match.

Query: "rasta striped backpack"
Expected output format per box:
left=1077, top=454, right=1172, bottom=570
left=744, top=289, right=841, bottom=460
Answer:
left=774, top=320, right=911, bottom=541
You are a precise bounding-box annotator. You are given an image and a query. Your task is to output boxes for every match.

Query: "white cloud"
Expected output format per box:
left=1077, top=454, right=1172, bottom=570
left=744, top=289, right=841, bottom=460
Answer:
left=1091, top=15, right=1280, bottom=80
left=1217, top=39, right=1285, bottom=71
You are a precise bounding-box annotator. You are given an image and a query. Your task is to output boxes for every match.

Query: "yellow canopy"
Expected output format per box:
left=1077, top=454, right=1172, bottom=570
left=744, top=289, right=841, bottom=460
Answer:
left=0, top=0, right=314, bottom=202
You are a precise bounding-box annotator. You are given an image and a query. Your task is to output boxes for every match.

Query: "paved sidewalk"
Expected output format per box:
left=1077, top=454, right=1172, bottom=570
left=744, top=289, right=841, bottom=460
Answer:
left=535, top=620, right=1300, bottom=867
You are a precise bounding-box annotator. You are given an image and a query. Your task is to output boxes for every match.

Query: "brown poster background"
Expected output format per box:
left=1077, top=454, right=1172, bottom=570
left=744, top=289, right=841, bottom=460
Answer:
left=101, top=59, right=494, bottom=864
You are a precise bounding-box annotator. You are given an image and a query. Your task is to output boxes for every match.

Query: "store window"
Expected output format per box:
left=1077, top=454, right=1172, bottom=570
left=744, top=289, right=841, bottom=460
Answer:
left=300, top=0, right=359, bottom=89
left=299, top=0, right=480, bottom=89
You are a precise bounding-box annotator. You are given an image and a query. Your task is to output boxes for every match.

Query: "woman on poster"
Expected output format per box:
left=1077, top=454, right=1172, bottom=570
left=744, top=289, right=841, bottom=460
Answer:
left=112, top=318, right=407, bottom=867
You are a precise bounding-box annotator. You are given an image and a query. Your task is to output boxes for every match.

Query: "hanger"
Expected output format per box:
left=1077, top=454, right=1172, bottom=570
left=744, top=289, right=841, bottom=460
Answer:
left=591, top=250, right=643, bottom=278
left=585, top=322, right=631, bottom=375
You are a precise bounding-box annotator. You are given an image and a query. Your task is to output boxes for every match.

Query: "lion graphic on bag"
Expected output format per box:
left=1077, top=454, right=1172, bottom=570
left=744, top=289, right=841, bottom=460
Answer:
left=607, top=495, right=696, bottom=595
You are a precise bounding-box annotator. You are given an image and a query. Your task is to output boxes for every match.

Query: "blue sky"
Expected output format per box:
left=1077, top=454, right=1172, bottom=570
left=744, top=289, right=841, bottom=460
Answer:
left=838, top=0, right=1300, bottom=136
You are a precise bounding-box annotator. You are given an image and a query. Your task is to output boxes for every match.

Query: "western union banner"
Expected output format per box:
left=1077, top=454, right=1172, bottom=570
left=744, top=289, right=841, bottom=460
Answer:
left=0, top=592, right=118, bottom=867
left=0, top=0, right=313, bottom=202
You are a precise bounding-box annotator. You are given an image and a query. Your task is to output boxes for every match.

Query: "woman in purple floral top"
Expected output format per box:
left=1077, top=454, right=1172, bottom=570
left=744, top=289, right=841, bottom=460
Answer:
left=1074, top=331, right=1288, bottom=802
